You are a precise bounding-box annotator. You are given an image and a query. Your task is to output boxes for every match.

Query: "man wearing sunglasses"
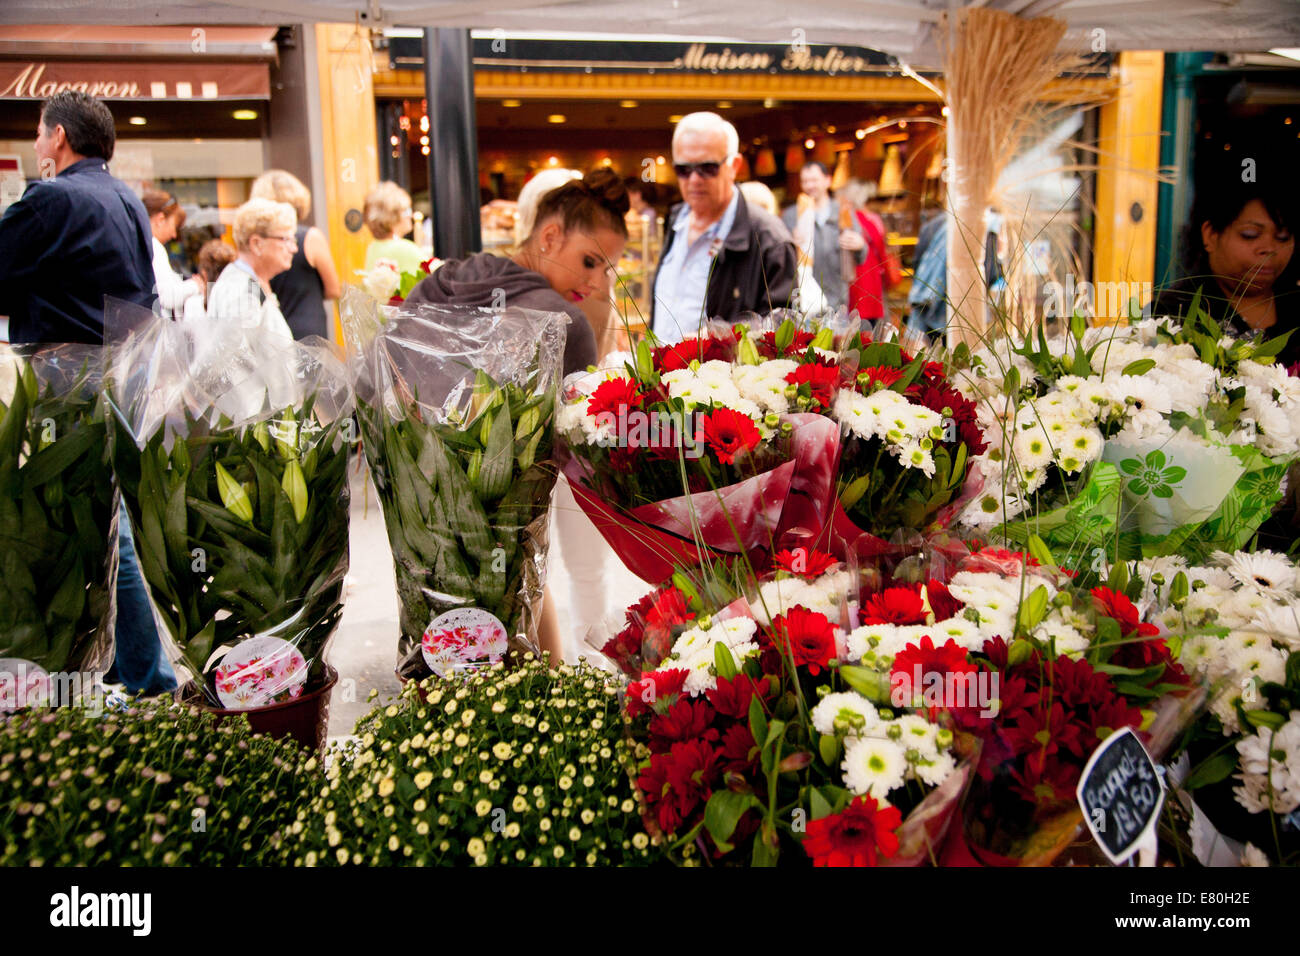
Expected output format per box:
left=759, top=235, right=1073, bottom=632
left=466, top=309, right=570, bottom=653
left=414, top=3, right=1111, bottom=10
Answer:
left=651, top=112, right=796, bottom=343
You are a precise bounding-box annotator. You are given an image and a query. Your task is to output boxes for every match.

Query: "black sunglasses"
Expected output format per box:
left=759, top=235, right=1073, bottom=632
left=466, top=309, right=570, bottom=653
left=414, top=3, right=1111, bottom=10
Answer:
left=673, top=161, right=723, bottom=180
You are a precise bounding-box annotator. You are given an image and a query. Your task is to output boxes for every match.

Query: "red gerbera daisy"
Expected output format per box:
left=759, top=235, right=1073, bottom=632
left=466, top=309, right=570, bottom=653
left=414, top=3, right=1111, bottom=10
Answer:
left=890, top=635, right=979, bottom=718
left=773, top=547, right=838, bottom=578
left=653, top=336, right=733, bottom=372
left=785, top=358, right=840, bottom=411
left=649, top=698, right=719, bottom=748
left=624, top=667, right=690, bottom=717
left=757, top=328, right=816, bottom=359
left=705, top=673, right=772, bottom=719
left=1090, top=586, right=1157, bottom=639
left=770, top=605, right=837, bottom=675
left=586, top=377, right=643, bottom=423
left=700, top=407, right=762, bottom=464
left=860, top=586, right=928, bottom=626
left=801, top=794, right=902, bottom=866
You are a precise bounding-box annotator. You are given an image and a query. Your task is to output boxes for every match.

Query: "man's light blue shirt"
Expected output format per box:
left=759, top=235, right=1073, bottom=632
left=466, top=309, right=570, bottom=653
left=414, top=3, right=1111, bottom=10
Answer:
left=652, top=189, right=740, bottom=344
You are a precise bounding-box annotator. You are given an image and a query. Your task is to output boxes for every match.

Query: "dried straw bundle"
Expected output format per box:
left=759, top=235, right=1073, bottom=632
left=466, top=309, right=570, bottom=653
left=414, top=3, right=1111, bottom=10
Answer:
left=942, top=8, right=1067, bottom=346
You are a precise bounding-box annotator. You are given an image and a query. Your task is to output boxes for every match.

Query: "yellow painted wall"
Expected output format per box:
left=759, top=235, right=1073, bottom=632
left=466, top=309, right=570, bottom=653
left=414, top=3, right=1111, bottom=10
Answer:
left=1093, top=51, right=1164, bottom=324
left=316, top=23, right=380, bottom=344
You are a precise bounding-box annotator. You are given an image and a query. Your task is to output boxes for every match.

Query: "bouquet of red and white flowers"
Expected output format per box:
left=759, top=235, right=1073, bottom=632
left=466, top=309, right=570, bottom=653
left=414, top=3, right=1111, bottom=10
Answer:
left=558, top=317, right=982, bottom=580
left=613, top=547, right=983, bottom=867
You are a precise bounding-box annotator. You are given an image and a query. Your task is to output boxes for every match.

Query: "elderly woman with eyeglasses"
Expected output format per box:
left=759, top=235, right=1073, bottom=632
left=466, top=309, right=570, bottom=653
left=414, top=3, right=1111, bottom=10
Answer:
left=205, top=197, right=298, bottom=341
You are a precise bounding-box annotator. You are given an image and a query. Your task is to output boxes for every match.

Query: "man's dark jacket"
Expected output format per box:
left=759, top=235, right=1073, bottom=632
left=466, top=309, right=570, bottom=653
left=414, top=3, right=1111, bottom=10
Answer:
left=0, top=157, right=155, bottom=343
left=651, top=192, right=797, bottom=327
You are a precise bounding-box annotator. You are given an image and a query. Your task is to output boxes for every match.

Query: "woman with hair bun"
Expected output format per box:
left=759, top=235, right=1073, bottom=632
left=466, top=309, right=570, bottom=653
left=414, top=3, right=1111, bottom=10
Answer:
left=405, top=167, right=629, bottom=376
left=142, top=187, right=204, bottom=320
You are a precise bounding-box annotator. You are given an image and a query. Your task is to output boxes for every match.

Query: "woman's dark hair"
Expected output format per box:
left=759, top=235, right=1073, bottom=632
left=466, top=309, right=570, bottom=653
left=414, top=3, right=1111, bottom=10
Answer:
left=533, top=167, right=630, bottom=241
left=40, top=91, right=116, bottom=162
left=1180, top=165, right=1298, bottom=281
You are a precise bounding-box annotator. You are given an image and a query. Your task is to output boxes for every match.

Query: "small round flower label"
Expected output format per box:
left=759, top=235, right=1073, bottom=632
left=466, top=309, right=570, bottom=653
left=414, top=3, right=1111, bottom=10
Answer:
left=422, top=608, right=509, bottom=677
left=214, top=636, right=309, bottom=710
left=0, top=658, right=49, bottom=711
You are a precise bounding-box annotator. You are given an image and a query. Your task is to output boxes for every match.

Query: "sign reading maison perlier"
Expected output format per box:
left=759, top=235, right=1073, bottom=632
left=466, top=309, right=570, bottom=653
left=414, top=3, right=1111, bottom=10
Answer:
left=0, top=61, right=271, bottom=100
left=387, top=37, right=923, bottom=76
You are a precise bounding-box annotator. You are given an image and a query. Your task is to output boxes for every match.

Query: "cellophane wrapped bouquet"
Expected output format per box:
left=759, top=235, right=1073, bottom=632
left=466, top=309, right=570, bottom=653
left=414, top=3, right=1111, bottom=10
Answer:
left=105, top=299, right=353, bottom=710
left=1139, top=548, right=1300, bottom=865
left=557, top=316, right=980, bottom=580
left=0, top=345, right=116, bottom=709
left=341, top=287, right=564, bottom=680
left=952, top=308, right=1299, bottom=563
left=607, top=546, right=988, bottom=866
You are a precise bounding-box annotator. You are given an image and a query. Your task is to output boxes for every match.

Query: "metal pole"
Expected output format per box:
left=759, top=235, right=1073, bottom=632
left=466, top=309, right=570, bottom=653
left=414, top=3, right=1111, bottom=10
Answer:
left=422, top=27, right=481, bottom=258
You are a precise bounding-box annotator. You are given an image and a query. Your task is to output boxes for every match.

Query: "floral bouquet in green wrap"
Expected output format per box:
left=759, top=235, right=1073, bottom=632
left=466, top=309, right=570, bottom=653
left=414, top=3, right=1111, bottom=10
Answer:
left=104, top=299, right=353, bottom=710
left=0, top=345, right=116, bottom=709
left=952, top=308, right=1299, bottom=565
left=340, top=288, right=565, bottom=681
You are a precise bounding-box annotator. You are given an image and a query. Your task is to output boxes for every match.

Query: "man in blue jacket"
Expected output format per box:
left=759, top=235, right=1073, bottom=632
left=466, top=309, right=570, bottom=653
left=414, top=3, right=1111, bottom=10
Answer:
left=0, top=92, right=172, bottom=697
left=0, top=91, right=155, bottom=344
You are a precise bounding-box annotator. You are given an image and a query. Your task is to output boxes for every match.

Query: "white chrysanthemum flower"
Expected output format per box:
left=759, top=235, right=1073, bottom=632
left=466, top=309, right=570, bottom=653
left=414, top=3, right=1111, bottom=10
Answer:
left=913, top=749, right=958, bottom=787
left=1224, top=640, right=1287, bottom=687
left=1234, top=713, right=1300, bottom=815
left=1247, top=602, right=1300, bottom=652
left=695, top=359, right=733, bottom=384
left=845, top=624, right=900, bottom=663
left=1035, top=619, right=1091, bottom=657
left=842, top=736, right=908, bottom=799
left=716, top=616, right=759, bottom=647
left=892, top=714, right=941, bottom=760
left=927, top=615, right=985, bottom=651
left=733, top=360, right=796, bottom=413
left=811, top=692, right=880, bottom=737
left=670, top=624, right=715, bottom=660
left=1176, top=635, right=1222, bottom=677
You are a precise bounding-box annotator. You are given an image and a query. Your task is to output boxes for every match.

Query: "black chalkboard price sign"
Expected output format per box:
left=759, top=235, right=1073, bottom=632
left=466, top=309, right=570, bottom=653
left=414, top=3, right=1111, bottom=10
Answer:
left=1076, top=727, right=1165, bottom=865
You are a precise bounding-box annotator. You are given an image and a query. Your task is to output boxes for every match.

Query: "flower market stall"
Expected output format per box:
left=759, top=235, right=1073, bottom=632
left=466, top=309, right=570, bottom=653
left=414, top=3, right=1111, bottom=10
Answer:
left=4, top=0, right=1300, bottom=882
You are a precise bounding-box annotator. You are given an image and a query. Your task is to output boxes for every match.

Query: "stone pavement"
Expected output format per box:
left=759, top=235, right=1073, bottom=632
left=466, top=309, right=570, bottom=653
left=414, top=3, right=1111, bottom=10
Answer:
left=326, top=454, right=650, bottom=737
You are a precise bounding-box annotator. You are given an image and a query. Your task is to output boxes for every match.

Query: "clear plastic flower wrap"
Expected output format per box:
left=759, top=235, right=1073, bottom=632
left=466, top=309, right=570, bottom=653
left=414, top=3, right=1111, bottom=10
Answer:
left=340, top=287, right=565, bottom=681
left=0, top=344, right=116, bottom=709
left=103, top=298, right=353, bottom=711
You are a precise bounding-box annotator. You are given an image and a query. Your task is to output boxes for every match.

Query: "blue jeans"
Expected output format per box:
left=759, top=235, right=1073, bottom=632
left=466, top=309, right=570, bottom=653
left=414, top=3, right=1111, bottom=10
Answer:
left=110, top=504, right=177, bottom=695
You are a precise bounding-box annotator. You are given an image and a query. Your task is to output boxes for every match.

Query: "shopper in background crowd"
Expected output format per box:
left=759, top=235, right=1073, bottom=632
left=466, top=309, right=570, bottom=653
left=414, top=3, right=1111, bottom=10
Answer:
left=183, top=238, right=236, bottom=323
left=250, top=169, right=340, bottom=340
left=0, top=92, right=172, bottom=695
left=142, top=188, right=204, bottom=320
left=739, top=180, right=827, bottom=315
left=625, top=176, right=658, bottom=223
left=907, top=210, right=948, bottom=338
left=839, top=178, right=892, bottom=322
left=205, top=197, right=298, bottom=342
left=781, top=161, right=865, bottom=314
left=0, top=91, right=155, bottom=343
left=651, top=112, right=797, bottom=343
left=364, top=180, right=429, bottom=276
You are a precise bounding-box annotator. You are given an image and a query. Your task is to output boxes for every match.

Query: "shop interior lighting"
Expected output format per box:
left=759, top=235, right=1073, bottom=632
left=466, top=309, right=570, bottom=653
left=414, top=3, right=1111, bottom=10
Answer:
left=502, top=99, right=521, bottom=107
left=128, top=116, right=147, bottom=126
left=548, top=114, right=566, bottom=123
left=232, top=109, right=258, bottom=120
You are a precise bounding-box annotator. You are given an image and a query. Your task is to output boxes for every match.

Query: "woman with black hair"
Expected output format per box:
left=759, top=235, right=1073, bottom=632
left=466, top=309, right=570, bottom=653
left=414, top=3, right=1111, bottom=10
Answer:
left=1157, top=178, right=1300, bottom=370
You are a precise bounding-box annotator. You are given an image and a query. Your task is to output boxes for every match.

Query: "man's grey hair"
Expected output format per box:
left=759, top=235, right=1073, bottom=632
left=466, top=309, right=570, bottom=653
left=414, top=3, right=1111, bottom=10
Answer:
left=672, top=112, right=740, bottom=158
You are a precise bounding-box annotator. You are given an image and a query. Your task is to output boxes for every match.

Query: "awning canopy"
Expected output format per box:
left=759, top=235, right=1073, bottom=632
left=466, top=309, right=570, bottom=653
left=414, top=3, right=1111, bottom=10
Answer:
left=1, top=1, right=1298, bottom=63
